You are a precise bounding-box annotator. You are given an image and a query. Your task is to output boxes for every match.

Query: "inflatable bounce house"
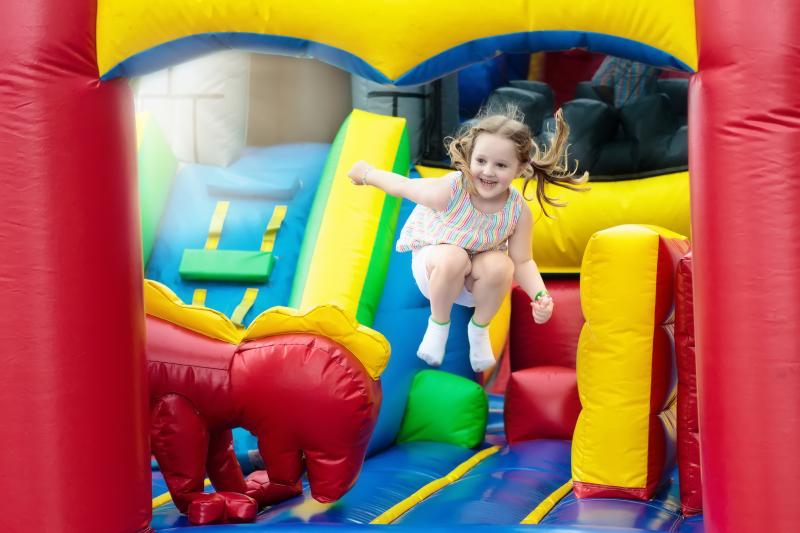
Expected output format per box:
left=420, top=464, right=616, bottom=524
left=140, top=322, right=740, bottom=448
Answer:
left=1, top=2, right=798, bottom=533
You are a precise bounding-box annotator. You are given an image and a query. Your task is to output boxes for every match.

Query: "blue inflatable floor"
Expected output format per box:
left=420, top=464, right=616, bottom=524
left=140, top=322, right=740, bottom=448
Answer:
left=151, top=439, right=703, bottom=531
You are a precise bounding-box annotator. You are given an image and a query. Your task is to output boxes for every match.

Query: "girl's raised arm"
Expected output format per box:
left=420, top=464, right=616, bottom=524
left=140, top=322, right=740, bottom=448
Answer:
left=348, top=160, right=453, bottom=212
left=508, top=205, right=554, bottom=324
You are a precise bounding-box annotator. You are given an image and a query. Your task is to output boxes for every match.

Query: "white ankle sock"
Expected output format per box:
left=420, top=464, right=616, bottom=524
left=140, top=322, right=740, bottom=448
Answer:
left=468, top=319, right=496, bottom=372
left=417, top=317, right=450, bottom=367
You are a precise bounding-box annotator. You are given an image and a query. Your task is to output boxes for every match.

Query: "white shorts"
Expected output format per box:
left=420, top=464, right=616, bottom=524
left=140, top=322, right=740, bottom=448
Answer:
left=411, top=246, right=476, bottom=308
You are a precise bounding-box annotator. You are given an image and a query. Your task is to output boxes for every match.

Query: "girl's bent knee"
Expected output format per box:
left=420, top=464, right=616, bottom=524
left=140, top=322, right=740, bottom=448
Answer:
left=475, top=252, right=513, bottom=274
left=429, top=247, right=470, bottom=277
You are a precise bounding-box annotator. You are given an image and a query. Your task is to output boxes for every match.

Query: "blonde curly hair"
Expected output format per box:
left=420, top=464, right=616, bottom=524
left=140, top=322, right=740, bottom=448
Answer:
left=445, top=106, right=588, bottom=216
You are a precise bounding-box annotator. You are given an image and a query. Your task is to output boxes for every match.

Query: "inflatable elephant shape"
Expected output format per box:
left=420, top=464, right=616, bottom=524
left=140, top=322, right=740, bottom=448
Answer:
left=145, top=281, right=389, bottom=525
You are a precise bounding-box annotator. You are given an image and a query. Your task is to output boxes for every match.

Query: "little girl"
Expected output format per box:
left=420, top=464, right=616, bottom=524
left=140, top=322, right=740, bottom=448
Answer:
left=348, top=109, right=587, bottom=372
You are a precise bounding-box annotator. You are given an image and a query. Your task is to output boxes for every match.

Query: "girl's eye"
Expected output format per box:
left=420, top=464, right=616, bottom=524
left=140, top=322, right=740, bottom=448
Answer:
left=476, top=159, right=485, bottom=164
left=498, top=163, right=507, bottom=168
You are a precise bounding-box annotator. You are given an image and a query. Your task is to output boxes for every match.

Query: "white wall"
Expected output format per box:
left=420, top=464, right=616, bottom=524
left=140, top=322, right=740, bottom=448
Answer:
left=246, top=54, right=352, bottom=146
left=135, top=52, right=353, bottom=164
left=135, top=50, right=250, bottom=167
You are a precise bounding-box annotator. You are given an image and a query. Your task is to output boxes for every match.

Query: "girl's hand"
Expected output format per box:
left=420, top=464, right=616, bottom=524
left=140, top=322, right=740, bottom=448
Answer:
left=531, top=294, right=554, bottom=324
left=348, top=161, right=372, bottom=185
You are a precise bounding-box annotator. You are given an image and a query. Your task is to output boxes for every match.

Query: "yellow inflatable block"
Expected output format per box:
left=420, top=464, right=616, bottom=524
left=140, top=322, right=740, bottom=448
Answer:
left=521, top=171, right=690, bottom=273
left=415, top=165, right=451, bottom=179
left=488, top=291, right=511, bottom=360
left=571, top=225, right=688, bottom=500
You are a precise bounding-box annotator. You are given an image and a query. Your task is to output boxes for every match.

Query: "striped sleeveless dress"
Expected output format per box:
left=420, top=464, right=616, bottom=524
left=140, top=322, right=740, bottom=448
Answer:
left=396, top=172, right=525, bottom=254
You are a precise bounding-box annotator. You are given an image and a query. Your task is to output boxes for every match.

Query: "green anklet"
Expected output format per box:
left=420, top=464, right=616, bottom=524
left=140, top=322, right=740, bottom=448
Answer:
left=470, top=317, right=489, bottom=328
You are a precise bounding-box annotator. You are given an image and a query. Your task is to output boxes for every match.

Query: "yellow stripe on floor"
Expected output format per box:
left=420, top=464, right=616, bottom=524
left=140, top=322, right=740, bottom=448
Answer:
left=192, top=288, right=207, bottom=307
left=261, top=205, right=288, bottom=252
left=204, top=201, right=230, bottom=250
left=520, top=479, right=573, bottom=524
left=370, top=445, right=501, bottom=524
left=231, top=287, right=259, bottom=326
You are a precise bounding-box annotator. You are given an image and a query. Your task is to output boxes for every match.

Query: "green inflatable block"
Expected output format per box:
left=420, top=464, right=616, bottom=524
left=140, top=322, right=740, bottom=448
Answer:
left=397, top=370, right=488, bottom=448
left=179, top=249, right=275, bottom=283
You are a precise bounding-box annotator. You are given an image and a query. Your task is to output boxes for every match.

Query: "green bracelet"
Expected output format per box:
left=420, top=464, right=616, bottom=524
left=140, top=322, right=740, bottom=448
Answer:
left=534, top=290, right=549, bottom=302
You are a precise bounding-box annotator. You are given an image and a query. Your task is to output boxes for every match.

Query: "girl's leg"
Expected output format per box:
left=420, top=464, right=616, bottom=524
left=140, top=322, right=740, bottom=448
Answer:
left=426, top=244, right=472, bottom=323
left=465, top=251, right=515, bottom=372
left=417, top=245, right=471, bottom=366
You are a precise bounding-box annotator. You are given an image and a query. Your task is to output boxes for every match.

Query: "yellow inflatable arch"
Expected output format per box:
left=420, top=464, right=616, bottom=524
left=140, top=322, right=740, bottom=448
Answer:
left=99, top=0, right=697, bottom=82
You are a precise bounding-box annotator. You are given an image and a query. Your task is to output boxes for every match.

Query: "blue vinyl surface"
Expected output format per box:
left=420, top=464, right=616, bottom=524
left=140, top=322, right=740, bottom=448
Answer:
left=678, top=514, right=705, bottom=532
left=153, top=440, right=705, bottom=531
left=394, top=440, right=571, bottom=525
left=151, top=441, right=478, bottom=530
left=253, top=441, right=479, bottom=525
left=152, top=436, right=705, bottom=532
left=486, top=393, right=506, bottom=443
left=156, top=525, right=661, bottom=532
left=152, top=471, right=168, bottom=498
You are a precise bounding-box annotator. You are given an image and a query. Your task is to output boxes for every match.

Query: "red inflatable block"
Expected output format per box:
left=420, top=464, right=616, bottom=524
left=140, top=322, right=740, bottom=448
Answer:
left=504, top=366, right=581, bottom=443
left=509, top=279, right=582, bottom=371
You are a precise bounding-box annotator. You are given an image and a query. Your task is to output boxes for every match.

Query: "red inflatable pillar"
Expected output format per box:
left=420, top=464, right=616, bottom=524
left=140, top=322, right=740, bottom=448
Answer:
left=691, top=1, right=800, bottom=532
left=0, top=1, right=151, bottom=532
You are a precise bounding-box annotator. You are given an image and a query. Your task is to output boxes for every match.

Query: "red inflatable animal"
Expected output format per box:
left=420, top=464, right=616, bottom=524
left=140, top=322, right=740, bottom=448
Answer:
left=145, top=281, right=388, bottom=525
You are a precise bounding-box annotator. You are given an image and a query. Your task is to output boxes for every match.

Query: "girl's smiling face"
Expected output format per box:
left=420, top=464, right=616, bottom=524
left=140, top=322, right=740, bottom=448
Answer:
left=468, top=133, right=526, bottom=203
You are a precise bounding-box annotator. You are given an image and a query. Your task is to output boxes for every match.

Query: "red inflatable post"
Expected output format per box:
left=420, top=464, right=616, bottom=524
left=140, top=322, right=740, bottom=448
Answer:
left=675, top=253, right=701, bottom=515
left=692, top=1, right=800, bottom=531
left=0, top=1, right=151, bottom=532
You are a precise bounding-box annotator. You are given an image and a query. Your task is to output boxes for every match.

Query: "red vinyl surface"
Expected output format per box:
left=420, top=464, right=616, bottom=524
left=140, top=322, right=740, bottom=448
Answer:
left=0, top=1, right=150, bottom=531
left=234, top=334, right=382, bottom=504
left=509, top=279, right=582, bottom=371
left=692, top=1, right=800, bottom=530
left=148, top=320, right=382, bottom=524
left=504, top=366, right=581, bottom=443
left=675, top=253, right=702, bottom=515
left=506, top=279, right=583, bottom=445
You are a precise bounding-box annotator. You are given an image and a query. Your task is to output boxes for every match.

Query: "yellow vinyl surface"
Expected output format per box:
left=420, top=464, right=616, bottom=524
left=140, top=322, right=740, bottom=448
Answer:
left=296, top=110, right=406, bottom=318
left=572, top=225, right=686, bottom=488
left=97, top=1, right=696, bottom=78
